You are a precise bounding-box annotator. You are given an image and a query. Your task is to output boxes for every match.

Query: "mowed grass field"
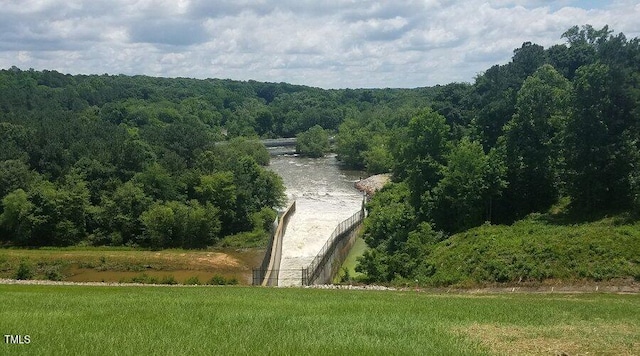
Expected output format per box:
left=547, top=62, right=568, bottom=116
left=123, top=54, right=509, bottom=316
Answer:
left=1, top=285, right=638, bottom=355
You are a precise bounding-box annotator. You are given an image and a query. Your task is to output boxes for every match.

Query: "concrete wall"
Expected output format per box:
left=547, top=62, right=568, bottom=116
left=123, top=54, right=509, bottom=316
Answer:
left=259, top=201, right=296, bottom=286
left=303, top=208, right=364, bottom=285
left=307, top=224, right=361, bottom=285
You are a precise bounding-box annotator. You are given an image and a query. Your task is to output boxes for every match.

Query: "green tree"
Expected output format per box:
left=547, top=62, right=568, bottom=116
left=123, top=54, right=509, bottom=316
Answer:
left=362, top=183, right=415, bottom=254
left=0, top=189, right=32, bottom=243
left=296, top=125, right=330, bottom=158
left=564, top=63, right=635, bottom=213
left=428, top=138, right=491, bottom=233
left=2, top=174, right=91, bottom=246
left=363, top=141, right=393, bottom=174
left=335, top=118, right=368, bottom=168
left=500, top=64, right=571, bottom=219
left=0, top=160, right=35, bottom=201
left=229, top=156, right=285, bottom=232
left=0, top=122, right=31, bottom=162
left=140, top=200, right=221, bottom=248
left=100, top=181, right=152, bottom=245
left=133, top=163, right=183, bottom=202
left=140, top=202, right=176, bottom=248
left=195, top=172, right=236, bottom=234
left=393, top=108, right=450, bottom=211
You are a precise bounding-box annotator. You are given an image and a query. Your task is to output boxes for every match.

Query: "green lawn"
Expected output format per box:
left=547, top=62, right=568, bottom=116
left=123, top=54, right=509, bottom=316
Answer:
left=1, top=285, right=638, bottom=355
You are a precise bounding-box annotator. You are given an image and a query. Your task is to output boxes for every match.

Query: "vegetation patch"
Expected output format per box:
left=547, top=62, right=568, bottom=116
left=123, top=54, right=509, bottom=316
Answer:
left=0, top=248, right=260, bottom=284
left=457, top=322, right=639, bottom=356
left=335, top=236, right=367, bottom=283
left=421, top=214, right=640, bottom=286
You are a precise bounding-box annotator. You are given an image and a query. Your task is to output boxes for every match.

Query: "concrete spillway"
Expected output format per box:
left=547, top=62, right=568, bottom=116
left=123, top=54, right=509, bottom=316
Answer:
left=278, top=195, right=362, bottom=286
left=267, top=155, right=363, bottom=286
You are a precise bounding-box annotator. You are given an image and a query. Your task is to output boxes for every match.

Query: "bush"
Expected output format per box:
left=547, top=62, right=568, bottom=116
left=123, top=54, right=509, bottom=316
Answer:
left=339, top=267, right=351, bottom=284
left=130, top=273, right=158, bottom=284
left=44, top=265, right=64, bottom=281
left=184, top=276, right=201, bottom=285
left=14, top=260, right=34, bottom=280
left=208, top=275, right=238, bottom=285
left=160, top=275, right=178, bottom=285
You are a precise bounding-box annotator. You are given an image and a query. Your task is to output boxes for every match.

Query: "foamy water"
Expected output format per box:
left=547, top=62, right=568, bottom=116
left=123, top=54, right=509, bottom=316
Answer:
left=268, top=155, right=364, bottom=286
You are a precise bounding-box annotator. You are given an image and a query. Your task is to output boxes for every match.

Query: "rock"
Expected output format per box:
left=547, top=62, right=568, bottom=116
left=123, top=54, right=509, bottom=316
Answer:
left=354, top=174, right=391, bottom=196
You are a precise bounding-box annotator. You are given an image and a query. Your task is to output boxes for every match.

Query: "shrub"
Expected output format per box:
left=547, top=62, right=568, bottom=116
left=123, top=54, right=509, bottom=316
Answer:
left=184, top=276, right=201, bottom=285
left=44, top=265, right=64, bottom=281
left=339, top=267, right=351, bottom=284
left=14, top=260, right=34, bottom=280
left=208, top=275, right=238, bottom=285
left=160, top=275, right=178, bottom=285
left=130, top=273, right=158, bottom=284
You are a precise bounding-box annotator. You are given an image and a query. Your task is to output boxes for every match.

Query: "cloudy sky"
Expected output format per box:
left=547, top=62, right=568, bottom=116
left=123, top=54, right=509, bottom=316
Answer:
left=1, top=0, right=639, bottom=88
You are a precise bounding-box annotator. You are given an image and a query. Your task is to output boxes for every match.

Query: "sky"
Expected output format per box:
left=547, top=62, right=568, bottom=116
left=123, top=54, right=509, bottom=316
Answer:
left=1, top=0, right=639, bottom=89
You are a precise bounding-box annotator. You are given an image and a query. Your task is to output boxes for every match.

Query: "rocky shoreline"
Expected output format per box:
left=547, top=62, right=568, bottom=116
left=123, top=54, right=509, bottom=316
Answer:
left=354, top=173, right=391, bottom=196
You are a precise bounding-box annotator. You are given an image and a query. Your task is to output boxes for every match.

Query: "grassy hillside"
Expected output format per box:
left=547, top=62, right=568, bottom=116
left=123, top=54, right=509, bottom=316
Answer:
left=422, top=212, right=640, bottom=287
left=1, top=285, right=638, bottom=355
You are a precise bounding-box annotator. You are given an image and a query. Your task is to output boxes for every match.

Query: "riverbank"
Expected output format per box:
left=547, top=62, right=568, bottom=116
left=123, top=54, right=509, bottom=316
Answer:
left=354, top=173, right=391, bottom=195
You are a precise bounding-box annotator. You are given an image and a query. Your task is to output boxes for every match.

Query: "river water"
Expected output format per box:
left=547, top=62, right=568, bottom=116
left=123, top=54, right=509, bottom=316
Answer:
left=268, top=154, right=364, bottom=286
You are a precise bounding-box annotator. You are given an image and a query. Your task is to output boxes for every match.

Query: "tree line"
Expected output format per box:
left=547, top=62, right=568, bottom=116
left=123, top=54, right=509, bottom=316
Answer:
left=1, top=24, right=637, bottom=256
left=353, top=25, right=640, bottom=283
left=0, top=70, right=288, bottom=247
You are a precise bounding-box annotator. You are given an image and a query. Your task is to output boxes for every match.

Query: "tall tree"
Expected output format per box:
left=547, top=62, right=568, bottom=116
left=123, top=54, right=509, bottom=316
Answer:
left=428, top=138, right=492, bottom=233
left=500, top=64, right=571, bottom=219
left=564, top=63, right=635, bottom=213
left=393, top=108, right=450, bottom=212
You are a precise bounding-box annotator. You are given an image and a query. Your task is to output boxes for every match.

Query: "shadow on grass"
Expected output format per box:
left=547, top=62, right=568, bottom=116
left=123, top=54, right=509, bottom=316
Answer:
left=534, top=205, right=640, bottom=226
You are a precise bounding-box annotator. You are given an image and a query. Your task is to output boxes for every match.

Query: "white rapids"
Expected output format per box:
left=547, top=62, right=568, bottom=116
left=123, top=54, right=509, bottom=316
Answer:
left=268, top=155, right=364, bottom=287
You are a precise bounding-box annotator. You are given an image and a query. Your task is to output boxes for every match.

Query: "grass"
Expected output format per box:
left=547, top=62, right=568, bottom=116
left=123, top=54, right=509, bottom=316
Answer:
left=1, top=285, right=638, bottom=355
left=420, top=212, right=640, bottom=286
left=0, top=247, right=262, bottom=285
left=334, top=236, right=368, bottom=283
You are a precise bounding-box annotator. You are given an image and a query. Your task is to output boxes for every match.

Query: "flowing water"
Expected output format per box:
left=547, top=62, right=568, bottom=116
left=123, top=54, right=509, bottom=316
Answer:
left=268, top=154, right=364, bottom=286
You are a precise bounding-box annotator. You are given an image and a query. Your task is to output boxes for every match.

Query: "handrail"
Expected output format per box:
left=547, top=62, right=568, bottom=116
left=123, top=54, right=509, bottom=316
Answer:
left=303, top=205, right=364, bottom=285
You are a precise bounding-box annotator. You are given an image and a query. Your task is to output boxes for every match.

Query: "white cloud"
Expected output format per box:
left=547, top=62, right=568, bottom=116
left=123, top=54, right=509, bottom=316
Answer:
left=0, top=0, right=639, bottom=88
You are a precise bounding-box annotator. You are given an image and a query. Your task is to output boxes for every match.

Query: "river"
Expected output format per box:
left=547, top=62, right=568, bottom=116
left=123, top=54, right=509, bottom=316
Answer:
left=268, top=154, right=364, bottom=286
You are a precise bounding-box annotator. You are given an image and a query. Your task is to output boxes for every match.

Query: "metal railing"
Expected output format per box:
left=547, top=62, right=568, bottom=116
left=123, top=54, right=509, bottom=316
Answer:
left=302, top=207, right=364, bottom=285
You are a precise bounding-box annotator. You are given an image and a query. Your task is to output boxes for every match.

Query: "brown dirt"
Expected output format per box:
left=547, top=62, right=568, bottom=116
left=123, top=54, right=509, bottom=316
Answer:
left=194, top=253, right=242, bottom=268
left=457, top=322, right=640, bottom=356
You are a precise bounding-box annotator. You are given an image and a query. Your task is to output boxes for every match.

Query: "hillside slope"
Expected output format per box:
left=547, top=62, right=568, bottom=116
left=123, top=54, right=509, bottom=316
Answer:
left=422, top=213, right=640, bottom=286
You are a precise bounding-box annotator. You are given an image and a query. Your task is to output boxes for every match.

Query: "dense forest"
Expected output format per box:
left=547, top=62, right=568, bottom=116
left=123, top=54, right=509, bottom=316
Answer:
left=354, top=25, right=640, bottom=284
left=0, top=45, right=449, bottom=248
left=1, top=26, right=639, bottom=284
